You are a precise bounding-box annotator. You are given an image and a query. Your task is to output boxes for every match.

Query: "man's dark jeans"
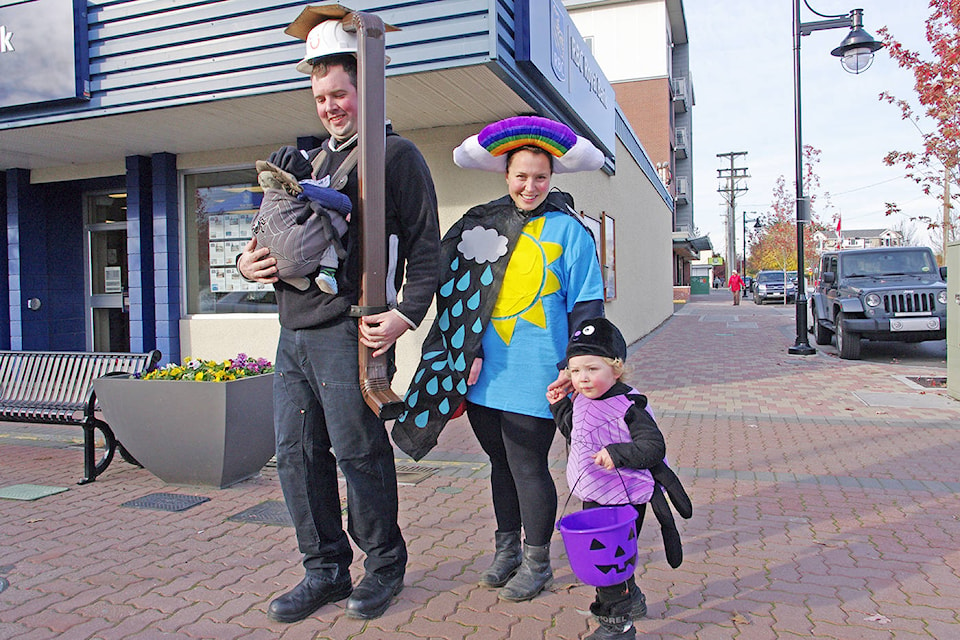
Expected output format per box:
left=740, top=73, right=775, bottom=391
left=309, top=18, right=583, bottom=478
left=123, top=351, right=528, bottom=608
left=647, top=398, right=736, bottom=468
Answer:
left=273, top=318, right=407, bottom=580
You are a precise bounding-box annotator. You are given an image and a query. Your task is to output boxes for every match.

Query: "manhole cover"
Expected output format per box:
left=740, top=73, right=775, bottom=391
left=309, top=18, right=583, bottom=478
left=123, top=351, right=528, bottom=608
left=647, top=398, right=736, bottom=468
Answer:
left=121, top=493, right=210, bottom=512
left=906, top=376, right=947, bottom=389
left=396, top=464, right=438, bottom=485
left=228, top=500, right=293, bottom=527
left=0, top=484, right=69, bottom=501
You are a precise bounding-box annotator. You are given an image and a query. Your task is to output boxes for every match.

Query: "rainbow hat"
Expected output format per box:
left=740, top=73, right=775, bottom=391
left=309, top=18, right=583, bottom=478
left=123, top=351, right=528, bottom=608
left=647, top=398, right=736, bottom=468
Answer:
left=453, top=116, right=604, bottom=173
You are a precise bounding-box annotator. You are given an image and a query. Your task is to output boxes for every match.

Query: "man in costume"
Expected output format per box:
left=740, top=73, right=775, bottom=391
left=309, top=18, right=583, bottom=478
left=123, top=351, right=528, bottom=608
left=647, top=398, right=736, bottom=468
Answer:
left=237, top=8, right=439, bottom=623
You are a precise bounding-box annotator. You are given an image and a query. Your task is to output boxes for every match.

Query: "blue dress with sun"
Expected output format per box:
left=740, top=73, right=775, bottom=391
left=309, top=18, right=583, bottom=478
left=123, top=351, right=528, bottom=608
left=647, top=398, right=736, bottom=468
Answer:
left=392, top=191, right=603, bottom=460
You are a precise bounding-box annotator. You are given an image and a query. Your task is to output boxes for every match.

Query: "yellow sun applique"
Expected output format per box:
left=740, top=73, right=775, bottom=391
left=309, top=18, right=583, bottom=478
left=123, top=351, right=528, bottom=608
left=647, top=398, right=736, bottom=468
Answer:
left=491, top=216, right=563, bottom=345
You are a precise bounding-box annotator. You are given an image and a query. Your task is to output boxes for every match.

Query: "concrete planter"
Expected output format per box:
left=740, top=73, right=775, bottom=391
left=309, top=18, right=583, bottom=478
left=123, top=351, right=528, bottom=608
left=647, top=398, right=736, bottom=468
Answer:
left=93, top=374, right=275, bottom=488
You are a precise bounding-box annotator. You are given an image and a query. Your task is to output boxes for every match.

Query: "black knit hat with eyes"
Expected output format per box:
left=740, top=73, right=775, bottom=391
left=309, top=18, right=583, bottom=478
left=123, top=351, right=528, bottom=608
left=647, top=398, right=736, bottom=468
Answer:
left=566, top=318, right=627, bottom=362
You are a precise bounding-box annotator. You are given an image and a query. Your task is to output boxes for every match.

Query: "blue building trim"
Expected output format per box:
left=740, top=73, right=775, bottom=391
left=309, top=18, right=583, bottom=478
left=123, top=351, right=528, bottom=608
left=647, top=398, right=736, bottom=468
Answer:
left=151, top=153, right=180, bottom=364
left=2, top=0, right=496, bottom=130
left=127, top=155, right=156, bottom=353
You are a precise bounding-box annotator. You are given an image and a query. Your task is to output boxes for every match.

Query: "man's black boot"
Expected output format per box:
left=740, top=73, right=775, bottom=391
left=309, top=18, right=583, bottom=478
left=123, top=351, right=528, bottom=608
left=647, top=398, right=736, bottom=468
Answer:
left=267, top=573, right=353, bottom=623
left=344, top=572, right=404, bottom=619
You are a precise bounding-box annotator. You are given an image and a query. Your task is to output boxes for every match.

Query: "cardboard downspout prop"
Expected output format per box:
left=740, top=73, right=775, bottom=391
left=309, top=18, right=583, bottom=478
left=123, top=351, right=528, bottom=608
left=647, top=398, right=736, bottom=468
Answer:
left=286, top=5, right=404, bottom=420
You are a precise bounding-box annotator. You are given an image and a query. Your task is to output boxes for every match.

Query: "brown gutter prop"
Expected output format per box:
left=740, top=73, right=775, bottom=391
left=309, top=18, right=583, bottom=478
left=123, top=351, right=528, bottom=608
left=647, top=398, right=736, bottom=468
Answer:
left=344, top=11, right=404, bottom=420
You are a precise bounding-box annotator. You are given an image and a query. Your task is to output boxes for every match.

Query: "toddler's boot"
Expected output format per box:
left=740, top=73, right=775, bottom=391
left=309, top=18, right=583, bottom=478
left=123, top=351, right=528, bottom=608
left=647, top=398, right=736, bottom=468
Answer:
left=587, top=596, right=637, bottom=640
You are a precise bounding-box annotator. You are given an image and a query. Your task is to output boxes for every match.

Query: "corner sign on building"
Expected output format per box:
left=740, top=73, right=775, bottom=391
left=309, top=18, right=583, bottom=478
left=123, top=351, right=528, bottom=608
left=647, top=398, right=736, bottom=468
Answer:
left=0, top=0, right=89, bottom=110
left=515, top=0, right=616, bottom=159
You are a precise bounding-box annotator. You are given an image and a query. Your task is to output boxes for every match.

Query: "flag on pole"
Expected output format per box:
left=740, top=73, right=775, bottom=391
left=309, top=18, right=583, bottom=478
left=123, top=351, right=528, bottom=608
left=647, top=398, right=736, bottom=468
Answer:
left=836, top=215, right=842, bottom=244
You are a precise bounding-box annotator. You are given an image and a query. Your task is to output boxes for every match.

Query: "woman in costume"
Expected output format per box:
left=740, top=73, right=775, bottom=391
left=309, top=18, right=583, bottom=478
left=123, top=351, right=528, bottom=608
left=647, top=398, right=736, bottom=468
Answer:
left=394, top=116, right=606, bottom=602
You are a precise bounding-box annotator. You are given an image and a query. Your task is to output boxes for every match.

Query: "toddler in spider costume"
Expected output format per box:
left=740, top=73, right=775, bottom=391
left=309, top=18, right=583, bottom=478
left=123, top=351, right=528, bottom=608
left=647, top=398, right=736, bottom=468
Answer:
left=547, top=318, right=691, bottom=640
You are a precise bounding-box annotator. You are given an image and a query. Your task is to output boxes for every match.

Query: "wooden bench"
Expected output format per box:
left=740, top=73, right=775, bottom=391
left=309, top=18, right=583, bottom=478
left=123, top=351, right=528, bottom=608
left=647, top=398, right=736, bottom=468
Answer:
left=0, top=349, right=162, bottom=484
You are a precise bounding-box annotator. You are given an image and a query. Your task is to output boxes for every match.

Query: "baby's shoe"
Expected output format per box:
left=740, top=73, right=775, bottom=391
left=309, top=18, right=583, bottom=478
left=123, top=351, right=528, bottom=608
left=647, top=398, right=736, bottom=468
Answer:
left=315, top=270, right=338, bottom=295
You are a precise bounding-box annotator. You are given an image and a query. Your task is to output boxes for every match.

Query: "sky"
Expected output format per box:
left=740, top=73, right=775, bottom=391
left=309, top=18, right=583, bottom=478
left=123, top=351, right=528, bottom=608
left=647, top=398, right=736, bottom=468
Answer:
left=684, top=0, right=938, bottom=256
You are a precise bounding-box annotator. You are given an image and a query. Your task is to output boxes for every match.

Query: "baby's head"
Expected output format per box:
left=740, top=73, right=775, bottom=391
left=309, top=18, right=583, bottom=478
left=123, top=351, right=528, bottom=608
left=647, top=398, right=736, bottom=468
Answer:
left=565, top=318, right=628, bottom=397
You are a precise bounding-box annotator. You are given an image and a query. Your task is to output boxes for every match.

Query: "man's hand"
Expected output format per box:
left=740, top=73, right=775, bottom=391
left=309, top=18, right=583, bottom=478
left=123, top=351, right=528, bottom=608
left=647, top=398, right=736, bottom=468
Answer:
left=359, top=309, right=410, bottom=357
left=237, top=237, right=279, bottom=283
left=594, top=447, right=615, bottom=471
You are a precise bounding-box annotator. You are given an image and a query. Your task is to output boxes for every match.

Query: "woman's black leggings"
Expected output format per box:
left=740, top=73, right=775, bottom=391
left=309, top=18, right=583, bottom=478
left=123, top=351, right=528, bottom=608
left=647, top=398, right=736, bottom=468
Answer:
left=467, top=402, right=558, bottom=546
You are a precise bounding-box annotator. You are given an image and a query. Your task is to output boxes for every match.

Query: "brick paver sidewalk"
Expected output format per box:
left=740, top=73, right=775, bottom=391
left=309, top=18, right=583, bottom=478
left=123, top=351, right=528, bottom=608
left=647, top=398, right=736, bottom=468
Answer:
left=1, top=288, right=958, bottom=639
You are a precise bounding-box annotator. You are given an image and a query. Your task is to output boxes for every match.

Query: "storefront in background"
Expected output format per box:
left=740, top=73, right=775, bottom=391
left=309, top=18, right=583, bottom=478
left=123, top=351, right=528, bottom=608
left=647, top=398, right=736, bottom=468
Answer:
left=1, top=0, right=674, bottom=384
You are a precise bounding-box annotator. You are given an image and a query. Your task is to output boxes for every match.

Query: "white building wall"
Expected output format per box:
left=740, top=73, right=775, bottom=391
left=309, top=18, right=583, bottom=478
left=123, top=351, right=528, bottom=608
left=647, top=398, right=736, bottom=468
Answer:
left=566, top=2, right=669, bottom=82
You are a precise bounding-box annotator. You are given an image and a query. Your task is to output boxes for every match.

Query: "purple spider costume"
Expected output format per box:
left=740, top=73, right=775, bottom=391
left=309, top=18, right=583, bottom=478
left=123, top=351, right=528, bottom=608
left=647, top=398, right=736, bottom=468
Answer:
left=567, top=387, right=657, bottom=506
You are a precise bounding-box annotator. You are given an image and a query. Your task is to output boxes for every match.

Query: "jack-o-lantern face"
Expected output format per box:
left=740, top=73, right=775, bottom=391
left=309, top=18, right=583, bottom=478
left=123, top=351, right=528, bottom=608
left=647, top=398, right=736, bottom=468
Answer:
left=589, top=525, right=637, bottom=577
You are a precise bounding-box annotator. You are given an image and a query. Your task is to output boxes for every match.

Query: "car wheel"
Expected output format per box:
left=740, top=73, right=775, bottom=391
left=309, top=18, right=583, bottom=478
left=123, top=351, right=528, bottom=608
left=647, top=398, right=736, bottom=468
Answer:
left=835, top=312, right=861, bottom=359
left=811, top=303, right=833, bottom=345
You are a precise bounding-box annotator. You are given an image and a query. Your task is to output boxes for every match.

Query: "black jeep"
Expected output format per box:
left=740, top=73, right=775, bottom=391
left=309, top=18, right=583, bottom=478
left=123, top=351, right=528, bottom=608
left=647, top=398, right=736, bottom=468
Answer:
left=809, top=246, right=947, bottom=359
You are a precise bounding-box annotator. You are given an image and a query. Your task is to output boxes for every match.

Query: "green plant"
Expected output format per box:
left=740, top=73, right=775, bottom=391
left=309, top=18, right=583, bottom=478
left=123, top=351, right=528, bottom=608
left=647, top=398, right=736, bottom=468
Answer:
left=140, top=353, right=274, bottom=382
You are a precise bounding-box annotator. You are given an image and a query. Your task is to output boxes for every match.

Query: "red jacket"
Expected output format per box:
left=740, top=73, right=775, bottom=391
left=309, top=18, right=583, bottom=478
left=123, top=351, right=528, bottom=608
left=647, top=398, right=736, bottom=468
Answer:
left=728, top=273, right=744, bottom=291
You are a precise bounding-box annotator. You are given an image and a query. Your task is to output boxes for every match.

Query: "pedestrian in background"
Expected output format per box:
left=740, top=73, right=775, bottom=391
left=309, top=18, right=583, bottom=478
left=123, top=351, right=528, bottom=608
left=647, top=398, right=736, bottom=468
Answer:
left=728, top=270, right=744, bottom=306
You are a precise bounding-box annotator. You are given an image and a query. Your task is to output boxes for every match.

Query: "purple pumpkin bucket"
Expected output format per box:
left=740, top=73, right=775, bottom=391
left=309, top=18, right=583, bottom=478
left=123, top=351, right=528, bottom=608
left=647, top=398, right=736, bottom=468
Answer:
left=557, top=505, right=639, bottom=587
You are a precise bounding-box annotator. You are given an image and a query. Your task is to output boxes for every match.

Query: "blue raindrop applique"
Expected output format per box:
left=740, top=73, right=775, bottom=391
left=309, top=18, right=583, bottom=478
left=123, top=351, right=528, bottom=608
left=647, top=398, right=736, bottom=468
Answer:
left=451, top=325, right=465, bottom=349
left=451, top=300, right=464, bottom=318
left=467, top=290, right=481, bottom=310
left=439, top=398, right=450, bottom=414
left=456, top=272, right=471, bottom=291
left=415, top=411, right=429, bottom=428
left=440, top=277, right=455, bottom=298
left=480, top=266, right=494, bottom=286
left=426, top=377, right=439, bottom=395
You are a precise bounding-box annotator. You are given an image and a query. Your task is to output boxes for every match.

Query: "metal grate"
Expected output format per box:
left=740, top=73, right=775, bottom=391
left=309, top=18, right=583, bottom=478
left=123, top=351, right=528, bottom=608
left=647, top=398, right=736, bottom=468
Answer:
left=395, top=464, right=438, bottom=485
left=121, top=493, right=210, bottom=512
left=228, top=500, right=293, bottom=527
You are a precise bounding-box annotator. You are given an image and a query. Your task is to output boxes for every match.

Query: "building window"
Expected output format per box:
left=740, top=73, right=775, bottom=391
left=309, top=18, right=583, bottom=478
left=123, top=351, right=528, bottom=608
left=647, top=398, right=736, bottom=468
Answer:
left=183, top=169, right=277, bottom=314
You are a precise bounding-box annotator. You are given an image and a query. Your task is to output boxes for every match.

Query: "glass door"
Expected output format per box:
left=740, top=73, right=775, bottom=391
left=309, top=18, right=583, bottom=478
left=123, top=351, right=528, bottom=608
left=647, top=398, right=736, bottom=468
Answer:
left=85, top=192, right=129, bottom=352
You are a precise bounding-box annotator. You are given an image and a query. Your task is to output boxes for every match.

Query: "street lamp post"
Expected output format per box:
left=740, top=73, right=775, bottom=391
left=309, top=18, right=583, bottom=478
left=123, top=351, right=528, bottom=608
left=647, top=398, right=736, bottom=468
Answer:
left=789, top=1, right=883, bottom=356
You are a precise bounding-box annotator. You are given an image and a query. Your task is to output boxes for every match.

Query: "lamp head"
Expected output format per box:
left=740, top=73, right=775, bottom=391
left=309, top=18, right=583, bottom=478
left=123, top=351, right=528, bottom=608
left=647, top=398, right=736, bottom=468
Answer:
left=830, top=9, right=883, bottom=74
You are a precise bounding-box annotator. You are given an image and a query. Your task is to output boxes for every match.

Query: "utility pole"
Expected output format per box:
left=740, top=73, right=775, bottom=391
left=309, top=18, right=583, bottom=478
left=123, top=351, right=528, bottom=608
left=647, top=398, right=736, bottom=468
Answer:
left=717, top=152, right=749, bottom=277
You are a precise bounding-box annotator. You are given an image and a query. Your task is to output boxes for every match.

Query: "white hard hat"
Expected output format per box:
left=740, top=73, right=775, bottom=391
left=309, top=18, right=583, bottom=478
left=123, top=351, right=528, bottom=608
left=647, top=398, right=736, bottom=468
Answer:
left=296, top=20, right=357, bottom=74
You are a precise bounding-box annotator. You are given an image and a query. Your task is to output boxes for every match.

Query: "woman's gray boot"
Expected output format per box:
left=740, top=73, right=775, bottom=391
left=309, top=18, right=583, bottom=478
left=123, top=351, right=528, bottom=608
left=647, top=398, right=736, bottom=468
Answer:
left=498, top=542, right=554, bottom=601
left=479, top=531, right=522, bottom=587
